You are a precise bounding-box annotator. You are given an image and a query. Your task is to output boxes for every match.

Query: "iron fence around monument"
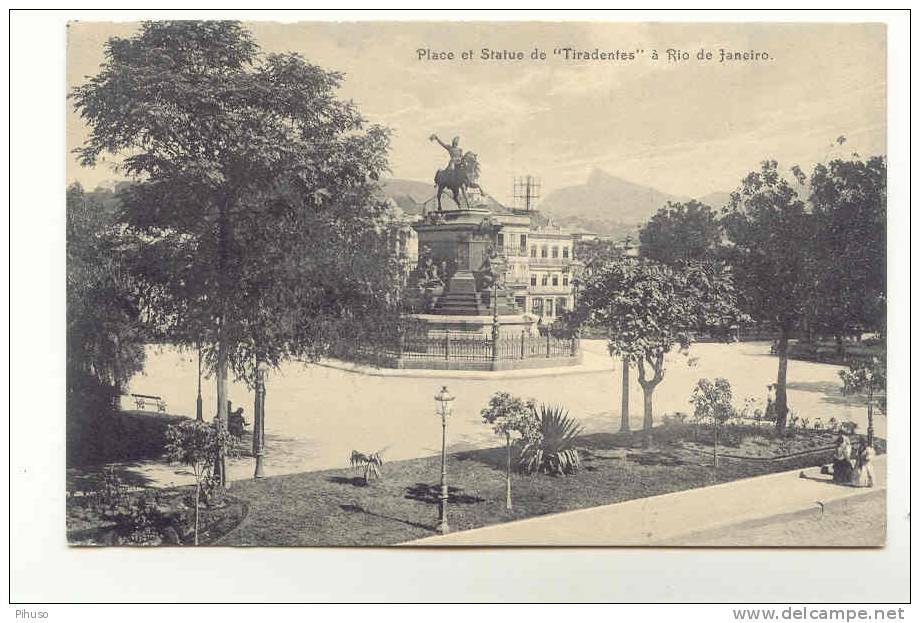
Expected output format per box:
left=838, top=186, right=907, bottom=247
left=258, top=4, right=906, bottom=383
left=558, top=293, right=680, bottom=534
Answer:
left=333, top=330, right=579, bottom=367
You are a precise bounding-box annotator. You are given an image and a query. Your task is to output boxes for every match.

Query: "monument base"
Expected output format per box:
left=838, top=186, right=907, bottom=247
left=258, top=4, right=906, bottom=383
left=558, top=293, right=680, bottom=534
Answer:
left=407, top=313, right=537, bottom=339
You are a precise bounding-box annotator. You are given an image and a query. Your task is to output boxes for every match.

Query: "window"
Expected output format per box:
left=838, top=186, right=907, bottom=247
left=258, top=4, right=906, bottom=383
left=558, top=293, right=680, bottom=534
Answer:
left=541, top=246, right=548, bottom=258
left=532, top=298, right=543, bottom=315
left=563, top=275, right=569, bottom=287
left=520, top=234, right=527, bottom=250
left=497, top=233, right=504, bottom=249
left=552, top=274, right=559, bottom=286
left=530, top=274, right=537, bottom=286
left=556, top=298, right=567, bottom=313
left=563, top=246, right=570, bottom=259
left=541, top=274, right=549, bottom=286
left=530, top=246, right=537, bottom=257
left=552, top=246, right=559, bottom=258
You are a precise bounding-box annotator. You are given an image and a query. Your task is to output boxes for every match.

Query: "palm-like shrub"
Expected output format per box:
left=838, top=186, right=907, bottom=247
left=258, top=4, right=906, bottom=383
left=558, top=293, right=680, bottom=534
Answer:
left=349, top=450, right=383, bottom=484
left=520, top=404, right=583, bottom=475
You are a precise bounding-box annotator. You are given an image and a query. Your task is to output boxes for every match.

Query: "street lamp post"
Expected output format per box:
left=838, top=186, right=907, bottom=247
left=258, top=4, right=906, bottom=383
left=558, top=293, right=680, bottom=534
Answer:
left=253, top=359, right=266, bottom=479
left=434, top=386, right=454, bottom=535
left=491, top=277, right=500, bottom=361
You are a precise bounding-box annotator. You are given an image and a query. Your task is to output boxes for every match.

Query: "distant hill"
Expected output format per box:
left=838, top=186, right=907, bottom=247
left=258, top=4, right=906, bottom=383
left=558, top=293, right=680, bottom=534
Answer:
left=538, top=169, right=682, bottom=226
left=378, top=178, right=436, bottom=215
left=535, top=170, right=731, bottom=237
left=697, top=191, right=733, bottom=210
left=380, top=172, right=729, bottom=237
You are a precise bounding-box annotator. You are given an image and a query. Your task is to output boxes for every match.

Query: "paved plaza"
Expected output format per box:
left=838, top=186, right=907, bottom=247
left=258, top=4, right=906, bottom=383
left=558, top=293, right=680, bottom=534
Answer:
left=95, top=339, right=880, bottom=488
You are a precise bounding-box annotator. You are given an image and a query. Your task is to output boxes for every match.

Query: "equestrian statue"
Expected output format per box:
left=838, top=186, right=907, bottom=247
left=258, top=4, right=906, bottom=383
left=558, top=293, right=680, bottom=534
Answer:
left=430, top=134, right=485, bottom=212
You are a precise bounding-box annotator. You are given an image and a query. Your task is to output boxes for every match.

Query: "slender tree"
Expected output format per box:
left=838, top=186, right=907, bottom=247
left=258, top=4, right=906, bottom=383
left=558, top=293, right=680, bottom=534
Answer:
left=67, top=183, right=148, bottom=464
left=577, top=257, right=739, bottom=444
left=722, top=161, right=814, bottom=431
left=839, top=357, right=886, bottom=446
left=689, top=378, right=735, bottom=468
left=480, top=392, right=539, bottom=511
left=72, top=21, right=400, bottom=486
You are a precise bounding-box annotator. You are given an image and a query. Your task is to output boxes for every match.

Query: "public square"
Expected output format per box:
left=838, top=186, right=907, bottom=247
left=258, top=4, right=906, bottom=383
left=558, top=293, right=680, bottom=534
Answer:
left=101, top=339, right=880, bottom=488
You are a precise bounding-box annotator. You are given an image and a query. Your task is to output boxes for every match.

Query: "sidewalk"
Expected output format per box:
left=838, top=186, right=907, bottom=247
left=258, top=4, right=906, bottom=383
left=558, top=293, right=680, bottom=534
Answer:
left=406, top=455, right=887, bottom=546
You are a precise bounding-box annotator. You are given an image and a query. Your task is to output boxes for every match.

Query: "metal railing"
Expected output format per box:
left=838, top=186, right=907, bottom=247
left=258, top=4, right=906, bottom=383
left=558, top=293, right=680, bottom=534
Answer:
left=527, top=256, right=573, bottom=266
left=335, top=332, right=579, bottom=365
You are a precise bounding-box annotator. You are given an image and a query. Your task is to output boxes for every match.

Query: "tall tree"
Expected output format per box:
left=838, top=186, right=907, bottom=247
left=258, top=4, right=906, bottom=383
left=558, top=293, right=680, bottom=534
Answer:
left=576, top=257, right=739, bottom=444
left=722, top=161, right=814, bottom=430
left=67, top=182, right=147, bottom=464
left=72, top=21, right=400, bottom=485
left=639, top=200, right=722, bottom=266
left=808, top=156, right=886, bottom=339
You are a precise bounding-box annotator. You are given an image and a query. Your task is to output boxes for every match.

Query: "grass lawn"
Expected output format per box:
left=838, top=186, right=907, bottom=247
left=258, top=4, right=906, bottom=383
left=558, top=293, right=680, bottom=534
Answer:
left=219, top=430, right=853, bottom=546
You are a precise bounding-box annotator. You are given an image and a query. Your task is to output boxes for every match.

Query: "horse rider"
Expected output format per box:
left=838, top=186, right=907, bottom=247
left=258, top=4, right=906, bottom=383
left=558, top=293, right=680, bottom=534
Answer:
left=430, top=134, right=463, bottom=171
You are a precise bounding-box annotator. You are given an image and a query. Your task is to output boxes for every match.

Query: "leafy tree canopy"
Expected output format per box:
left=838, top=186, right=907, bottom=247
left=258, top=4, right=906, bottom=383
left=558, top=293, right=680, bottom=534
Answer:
left=67, top=182, right=146, bottom=390
left=577, top=257, right=740, bottom=391
left=809, top=156, right=886, bottom=335
left=639, top=200, right=722, bottom=266
left=71, top=21, right=400, bottom=386
left=721, top=160, right=813, bottom=333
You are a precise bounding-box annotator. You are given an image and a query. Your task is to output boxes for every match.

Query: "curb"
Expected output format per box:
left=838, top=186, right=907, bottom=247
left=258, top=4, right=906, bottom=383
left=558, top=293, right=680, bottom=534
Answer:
left=312, top=357, right=614, bottom=380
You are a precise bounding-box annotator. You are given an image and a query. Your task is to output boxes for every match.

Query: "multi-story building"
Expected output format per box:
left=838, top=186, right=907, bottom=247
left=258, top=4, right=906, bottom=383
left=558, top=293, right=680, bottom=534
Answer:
left=522, top=228, right=578, bottom=320
left=485, top=210, right=580, bottom=322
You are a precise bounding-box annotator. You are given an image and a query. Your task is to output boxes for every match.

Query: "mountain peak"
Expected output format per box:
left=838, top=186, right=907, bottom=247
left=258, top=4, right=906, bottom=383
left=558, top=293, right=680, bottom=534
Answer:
left=538, top=172, right=686, bottom=234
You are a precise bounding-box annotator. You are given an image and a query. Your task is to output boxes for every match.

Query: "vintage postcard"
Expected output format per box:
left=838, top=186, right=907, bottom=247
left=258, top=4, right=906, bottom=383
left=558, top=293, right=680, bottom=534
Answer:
left=65, top=19, right=887, bottom=548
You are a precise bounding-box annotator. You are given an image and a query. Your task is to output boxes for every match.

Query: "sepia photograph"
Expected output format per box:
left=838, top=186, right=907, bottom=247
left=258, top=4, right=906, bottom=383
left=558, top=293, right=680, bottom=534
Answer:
left=59, top=18, right=892, bottom=551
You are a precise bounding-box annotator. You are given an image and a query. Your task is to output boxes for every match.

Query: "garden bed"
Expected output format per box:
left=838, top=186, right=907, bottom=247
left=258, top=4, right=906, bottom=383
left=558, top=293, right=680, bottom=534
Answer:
left=66, top=484, right=248, bottom=546
left=67, top=427, right=884, bottom=547
left=218, top=429, right=884, bottom=546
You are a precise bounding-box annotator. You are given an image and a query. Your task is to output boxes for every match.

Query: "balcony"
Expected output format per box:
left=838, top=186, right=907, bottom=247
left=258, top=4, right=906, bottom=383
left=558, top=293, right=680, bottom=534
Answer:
left=528, top=285, right=574, bottom=295
left=496, top=245, right=527, bottom=257
left=527, top=256, right=573, bottom=266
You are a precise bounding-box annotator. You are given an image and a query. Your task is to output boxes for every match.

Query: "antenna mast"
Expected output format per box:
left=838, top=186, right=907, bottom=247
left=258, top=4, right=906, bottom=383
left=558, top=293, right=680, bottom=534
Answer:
left=512, top=175, right=541, bottom=212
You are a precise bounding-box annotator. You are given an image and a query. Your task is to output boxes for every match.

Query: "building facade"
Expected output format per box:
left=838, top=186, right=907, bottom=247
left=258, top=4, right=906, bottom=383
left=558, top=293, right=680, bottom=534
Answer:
left=485, top=213, right=580, bottom=321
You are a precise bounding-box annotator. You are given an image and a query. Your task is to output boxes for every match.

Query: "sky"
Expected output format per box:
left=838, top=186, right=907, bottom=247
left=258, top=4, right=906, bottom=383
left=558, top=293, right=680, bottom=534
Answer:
left=67, top=20, right=886, bottom=204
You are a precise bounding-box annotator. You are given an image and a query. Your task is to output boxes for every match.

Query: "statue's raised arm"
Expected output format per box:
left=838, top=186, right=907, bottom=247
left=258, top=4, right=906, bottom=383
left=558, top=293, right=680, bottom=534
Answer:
left=429, top=133, right=450, bottom=151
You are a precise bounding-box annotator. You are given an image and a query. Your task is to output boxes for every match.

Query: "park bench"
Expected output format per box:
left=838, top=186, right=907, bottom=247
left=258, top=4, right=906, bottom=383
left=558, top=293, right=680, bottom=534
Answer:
left=130, top=393, right=168, bottom=413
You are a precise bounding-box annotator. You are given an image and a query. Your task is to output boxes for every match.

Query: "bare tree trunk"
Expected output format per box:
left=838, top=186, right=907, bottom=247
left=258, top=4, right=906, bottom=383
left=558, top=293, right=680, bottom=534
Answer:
left=214, top=195, right=231, bottom=488
left=505, top=432, right=512, bottom=511
left=194, top=479, right=201, bottom=546
left=642, top=386, right=654, bottom=440
left=866, top=387, right=874, bottom=446
left=713, top=425, right=719, bottom=469
left=619, top=359, right=630, bottom=433
left=775, top=329, right=790, bottom=431
left=215, top=338, right=229, bottom=488
left=637, top=357, right=661, bottom=447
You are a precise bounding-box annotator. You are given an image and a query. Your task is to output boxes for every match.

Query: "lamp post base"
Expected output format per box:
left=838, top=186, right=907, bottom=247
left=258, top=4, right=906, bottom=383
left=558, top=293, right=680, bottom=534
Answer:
left=253, top=453, right=265, bottom=479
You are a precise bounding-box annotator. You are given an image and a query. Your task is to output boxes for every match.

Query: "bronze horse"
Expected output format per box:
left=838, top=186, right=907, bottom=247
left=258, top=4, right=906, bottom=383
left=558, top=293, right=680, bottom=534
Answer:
left=434, top=152, right=484, bottom=211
